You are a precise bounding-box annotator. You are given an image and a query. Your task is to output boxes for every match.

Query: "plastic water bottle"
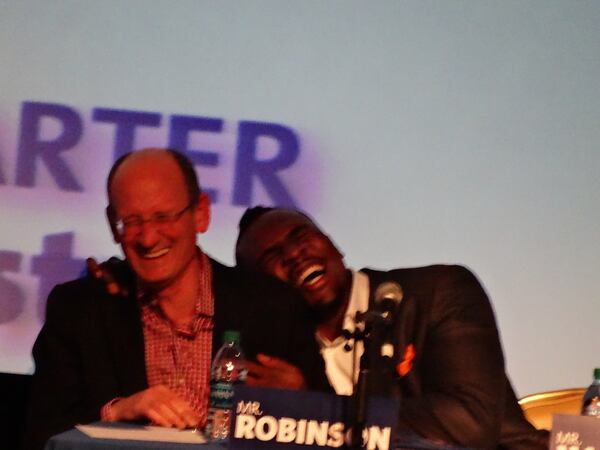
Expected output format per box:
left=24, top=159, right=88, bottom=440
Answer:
left=206, top=330, right=248, bottom=441
left=581, top=368, right=600, bottom=417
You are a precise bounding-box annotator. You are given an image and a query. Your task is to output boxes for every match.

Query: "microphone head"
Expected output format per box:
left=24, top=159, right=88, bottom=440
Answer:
left=374, top=281, right=403, bottom=304
left=374, top=281, right=403, bottom=314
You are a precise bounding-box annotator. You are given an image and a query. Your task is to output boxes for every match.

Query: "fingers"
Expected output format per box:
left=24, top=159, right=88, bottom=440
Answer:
left=86, top=258, right=102, bottom=278
left=246, top=355, right=307, bottom=390
left=86, top=257, right=124, bottom=296
left=150, top=395, right=199, bottom=429
left=255, top=353, right=290, bottom=368
left=148, top=399, right=198, bottom=429
left=111, top=385, right=200, bottom=428
left=166, top=396, right=201, bottom=428
left=101, top=266, right=121, bottom=296
left=245, top=360, right=268, bottom=382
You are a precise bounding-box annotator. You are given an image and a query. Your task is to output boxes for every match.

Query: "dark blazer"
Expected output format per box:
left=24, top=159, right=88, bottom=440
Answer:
left=361, top=265, right=548, bottom=450
left=24, top=258, right=329, bottom=450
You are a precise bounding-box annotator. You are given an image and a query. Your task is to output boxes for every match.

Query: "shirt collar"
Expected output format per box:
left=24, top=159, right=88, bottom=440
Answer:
left=137, top=247, right=214, bottom=319
left=316, top=270, right=370, bottom=347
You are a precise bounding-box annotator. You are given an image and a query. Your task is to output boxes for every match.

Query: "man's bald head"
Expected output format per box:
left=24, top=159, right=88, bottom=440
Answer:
left=107, top=148, right=201, bottom=210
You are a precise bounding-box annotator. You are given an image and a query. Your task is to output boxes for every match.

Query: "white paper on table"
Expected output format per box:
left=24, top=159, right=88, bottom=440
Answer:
left=76, top=424, right=207, bottom=444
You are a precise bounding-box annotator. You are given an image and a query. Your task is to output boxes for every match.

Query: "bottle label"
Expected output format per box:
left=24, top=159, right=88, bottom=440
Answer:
left=582, top=396, right=600, bottom=417
left=209, top=381, right=234, bottom=409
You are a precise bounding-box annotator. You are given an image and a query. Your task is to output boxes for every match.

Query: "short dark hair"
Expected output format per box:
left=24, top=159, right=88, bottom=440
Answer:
left=106, top=149, right=201, bottom=216
left=234, top=205, right=316, bottom=264
left=237, top=206, right=275, bottom=239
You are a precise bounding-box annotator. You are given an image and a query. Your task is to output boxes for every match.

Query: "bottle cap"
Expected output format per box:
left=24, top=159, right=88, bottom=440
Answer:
left=594, top=368, right=600, bottom=379
left=223, top=330, right=241, bottom=344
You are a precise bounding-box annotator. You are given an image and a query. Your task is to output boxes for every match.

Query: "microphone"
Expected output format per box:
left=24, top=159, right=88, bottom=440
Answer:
left=373, top=281, right=403, bottom=319
left=374, top=282, right=403, bottom=358
left=356, top=281, right=403, bottom=325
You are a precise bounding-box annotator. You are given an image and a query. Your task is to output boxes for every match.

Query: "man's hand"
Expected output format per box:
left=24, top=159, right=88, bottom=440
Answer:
left=245, top=354, right=307, bottom=390
left=110, top=385, right=200, bottom=428
left=86, top=257, right=128, bottom=296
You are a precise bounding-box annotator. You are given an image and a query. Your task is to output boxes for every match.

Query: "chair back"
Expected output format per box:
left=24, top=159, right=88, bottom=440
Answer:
left=519, top=388, right=586, bottom=430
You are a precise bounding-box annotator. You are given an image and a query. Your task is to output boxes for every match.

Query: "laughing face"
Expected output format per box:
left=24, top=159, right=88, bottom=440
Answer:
left=236, top=210, right=350, bottom=310
left=107, top=150, right=209, bottom=291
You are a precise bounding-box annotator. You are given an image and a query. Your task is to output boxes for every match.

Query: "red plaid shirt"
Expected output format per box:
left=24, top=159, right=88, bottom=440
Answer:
left=101, top=251, right=214, bottom=427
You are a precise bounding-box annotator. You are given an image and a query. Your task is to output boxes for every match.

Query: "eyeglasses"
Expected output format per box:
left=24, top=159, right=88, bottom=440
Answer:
left=113, top=202, right=195, bottom=237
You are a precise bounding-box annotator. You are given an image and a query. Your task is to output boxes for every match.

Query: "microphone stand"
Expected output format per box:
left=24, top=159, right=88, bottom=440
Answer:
left=347, top=282, right=403, bottom=449
left=348, top=311, right=388, bottom=450
left=349, top=324, right=371, bottom=450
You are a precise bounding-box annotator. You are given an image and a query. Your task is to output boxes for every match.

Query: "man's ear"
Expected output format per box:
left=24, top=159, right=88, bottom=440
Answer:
left=193, top=192, right=211, bottom=234
left=106, top=205, right=122, bottom=243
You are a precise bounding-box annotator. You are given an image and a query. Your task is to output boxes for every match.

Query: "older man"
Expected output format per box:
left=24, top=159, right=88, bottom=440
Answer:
left=235, top=206, right=548, bottom=450
left=24, top=150, right=327, bottom=450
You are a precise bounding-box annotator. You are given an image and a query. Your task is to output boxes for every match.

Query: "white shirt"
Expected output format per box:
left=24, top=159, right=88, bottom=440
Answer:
left=315, top=270, right=370, bottom=395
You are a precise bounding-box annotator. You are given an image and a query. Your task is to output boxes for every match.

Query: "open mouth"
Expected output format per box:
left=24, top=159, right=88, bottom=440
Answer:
left=296, top=264, right=326, bottom=288
left=142, top=248, right=170, bottom=259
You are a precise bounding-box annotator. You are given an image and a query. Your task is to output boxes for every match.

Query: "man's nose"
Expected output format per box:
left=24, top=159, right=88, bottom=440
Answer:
left=281, top=239, right=302, bottom=264
left=136, top=220, right=161, bottom=247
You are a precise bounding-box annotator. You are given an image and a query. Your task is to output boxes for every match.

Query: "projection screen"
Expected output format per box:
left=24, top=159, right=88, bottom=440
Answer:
left=1, top=0, right=599, bottom=397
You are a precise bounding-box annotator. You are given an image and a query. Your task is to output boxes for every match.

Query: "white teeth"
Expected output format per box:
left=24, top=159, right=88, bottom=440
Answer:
left=297, top=264, right=325, bottom=286
left=304, top=272, right=324, bottom=287
left=143, top=248, right=169, bottom=259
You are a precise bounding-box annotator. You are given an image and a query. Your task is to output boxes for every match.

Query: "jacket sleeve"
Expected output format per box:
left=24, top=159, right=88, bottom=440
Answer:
left=284, top=289, right=332, bottom=392
left=24, top=283, right=102, bottom=450
left=396, top=266, right=506, bottom=450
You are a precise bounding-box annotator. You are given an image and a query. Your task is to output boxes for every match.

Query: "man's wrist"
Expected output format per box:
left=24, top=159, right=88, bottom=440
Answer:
left=100, top=397, right=123, bottom=422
